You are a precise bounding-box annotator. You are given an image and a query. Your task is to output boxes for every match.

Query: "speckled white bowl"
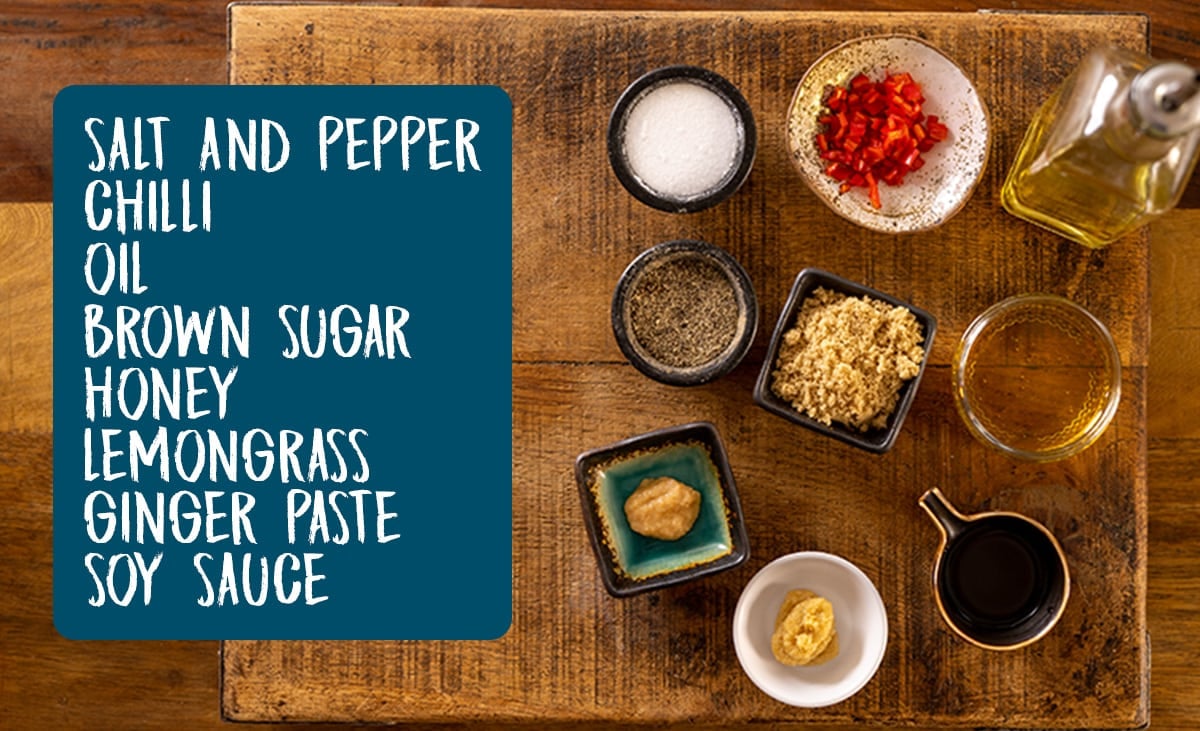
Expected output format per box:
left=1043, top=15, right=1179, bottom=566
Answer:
left=787, top=35, right=990, bottom=233
left=732, top=551, right=888, bottom=708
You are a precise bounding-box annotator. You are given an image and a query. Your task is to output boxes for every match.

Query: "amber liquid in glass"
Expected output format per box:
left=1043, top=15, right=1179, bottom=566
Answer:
left=960, top=307, right=1114, bottom=455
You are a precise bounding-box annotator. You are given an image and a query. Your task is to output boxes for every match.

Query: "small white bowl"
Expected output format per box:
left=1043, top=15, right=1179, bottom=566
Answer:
left=732, top=551, right=888, bottom=708
left=786, top=34, right=989, bottom=233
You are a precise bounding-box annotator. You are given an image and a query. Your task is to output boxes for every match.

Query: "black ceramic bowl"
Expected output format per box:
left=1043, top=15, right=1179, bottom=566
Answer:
left=612, top=239, right=758, bottom=387
left=574, top=421, right=750, bottom=597
left=753, top=268, right=936, bottom=454
left=607, top=65, right=757, bottom=213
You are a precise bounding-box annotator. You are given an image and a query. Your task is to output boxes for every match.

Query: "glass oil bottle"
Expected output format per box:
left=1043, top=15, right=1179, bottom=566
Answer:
left=1001, top=46, right=1200, bottom=248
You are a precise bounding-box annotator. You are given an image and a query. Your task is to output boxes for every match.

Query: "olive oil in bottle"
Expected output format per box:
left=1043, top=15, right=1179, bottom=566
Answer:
left=1002, top=46, right=1200, bottom=248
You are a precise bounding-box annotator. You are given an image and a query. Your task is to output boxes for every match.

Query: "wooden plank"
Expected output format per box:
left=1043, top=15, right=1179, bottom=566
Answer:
left=1147, top=438, right=1200, bottom=700
left=220, top=6, right=1151, bottom=726
left=1, top=1, right=1199, bottom=204
left=1149, top=215, right=1200, bottom=440
left=0, top=202, right=52, bottom=432
left=0, top=0, right=229, bottom=200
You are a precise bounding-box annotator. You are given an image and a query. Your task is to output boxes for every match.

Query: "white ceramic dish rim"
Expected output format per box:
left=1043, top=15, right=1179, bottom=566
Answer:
left=732, top=550, right=888, bottom=708
left=786, top=34, right=990, bottom=233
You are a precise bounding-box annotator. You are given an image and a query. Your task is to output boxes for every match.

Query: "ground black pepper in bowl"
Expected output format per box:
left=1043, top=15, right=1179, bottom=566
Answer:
left=628, top=257, right=739, bottom=368
left=612, top=239, right=757, bottom=387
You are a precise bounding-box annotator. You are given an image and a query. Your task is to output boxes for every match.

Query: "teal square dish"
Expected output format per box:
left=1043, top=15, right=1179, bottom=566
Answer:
left=574, top=422, right=750, bottom=597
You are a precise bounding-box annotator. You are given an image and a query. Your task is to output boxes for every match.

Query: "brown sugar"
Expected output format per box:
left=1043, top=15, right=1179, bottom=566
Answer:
left=770, top=288, right=925, bottom=431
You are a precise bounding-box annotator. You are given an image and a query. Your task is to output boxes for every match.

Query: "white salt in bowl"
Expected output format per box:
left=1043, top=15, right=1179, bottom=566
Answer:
left=609, top=66, right=757, bottom=213
left=732, top=551, right=888, bottom=708
left=787, top=35, right=989, bottom=232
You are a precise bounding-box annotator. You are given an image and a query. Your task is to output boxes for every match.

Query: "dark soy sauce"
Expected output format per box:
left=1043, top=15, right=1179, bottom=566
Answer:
left=942, top=525, right=1048, bottom=628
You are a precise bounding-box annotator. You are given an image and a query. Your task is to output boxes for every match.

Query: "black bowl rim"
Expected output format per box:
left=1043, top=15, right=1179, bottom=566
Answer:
left=612, top=239, right=759, bottom=387
left=752, top=267, right=937, bottom=454
left=607, top=65, right=758, bottom=213
left=573, top=421, right=751, bottom=598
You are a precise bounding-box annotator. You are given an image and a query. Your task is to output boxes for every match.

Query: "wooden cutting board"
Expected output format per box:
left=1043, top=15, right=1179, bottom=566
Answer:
left=224, top=7, right=1149, bottom=726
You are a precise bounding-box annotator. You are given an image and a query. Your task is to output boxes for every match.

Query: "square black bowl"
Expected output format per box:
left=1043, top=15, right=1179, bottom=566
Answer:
left=753, top=268, right=937, bottom=454
left=574, top=422, right=750, bottom=597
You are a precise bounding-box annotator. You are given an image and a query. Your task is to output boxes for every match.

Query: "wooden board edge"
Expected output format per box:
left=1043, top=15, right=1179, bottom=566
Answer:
left=1132, top=365, right=1152, bottom=728
left=225, top=3, right=1153, bottom=45
left=217, top=640, right=235, bottom=723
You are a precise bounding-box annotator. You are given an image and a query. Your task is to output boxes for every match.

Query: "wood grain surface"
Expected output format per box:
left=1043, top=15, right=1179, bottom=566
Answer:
left=1, top=0, right=1200, bottom=205
left=220, top=7, right=1149, bottom=726
left=0, top=2, right=1198, bottom=731
left=0, top=211, right=1196, bottom=729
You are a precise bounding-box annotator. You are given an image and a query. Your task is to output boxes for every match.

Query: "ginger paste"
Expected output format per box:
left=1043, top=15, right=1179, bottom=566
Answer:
left=623, top=476, right=701, bottom=541
left=771, top=589, right=839, bottom=666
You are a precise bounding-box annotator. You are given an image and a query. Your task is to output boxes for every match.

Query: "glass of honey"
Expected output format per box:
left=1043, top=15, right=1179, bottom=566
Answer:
left=952, top=294, right=1121, bottom=462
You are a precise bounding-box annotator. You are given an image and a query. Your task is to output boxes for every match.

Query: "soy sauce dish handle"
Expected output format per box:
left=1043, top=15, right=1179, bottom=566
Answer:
left=919, top=487, right=968, bottom=541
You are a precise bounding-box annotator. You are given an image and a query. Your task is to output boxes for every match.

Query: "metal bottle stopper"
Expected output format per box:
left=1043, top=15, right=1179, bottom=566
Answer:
left=1130, top=61, right=1200, bottom=138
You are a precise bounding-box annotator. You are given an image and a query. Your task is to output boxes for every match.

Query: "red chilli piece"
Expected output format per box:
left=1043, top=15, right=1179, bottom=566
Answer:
left=813, top=72, right=949, bottom=209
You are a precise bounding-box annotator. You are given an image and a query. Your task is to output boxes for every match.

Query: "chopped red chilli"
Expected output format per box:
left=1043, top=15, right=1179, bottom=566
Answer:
left=815, top=72, right=950, bottom=209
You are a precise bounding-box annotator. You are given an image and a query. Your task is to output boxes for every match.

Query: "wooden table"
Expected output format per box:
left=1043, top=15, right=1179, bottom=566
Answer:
left=1, top=2, right=1199, bottom=730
